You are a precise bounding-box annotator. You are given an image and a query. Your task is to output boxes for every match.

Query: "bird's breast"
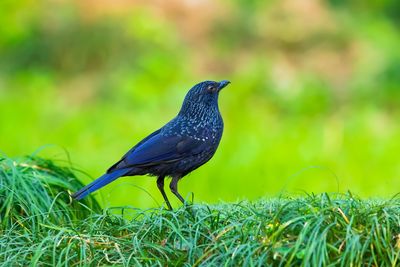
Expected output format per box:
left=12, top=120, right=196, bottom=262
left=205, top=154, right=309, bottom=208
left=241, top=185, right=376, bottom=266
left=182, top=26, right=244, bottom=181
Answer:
left=165, top=114, right=223, bottom=141
left=189, top=118, right=223, bottom=142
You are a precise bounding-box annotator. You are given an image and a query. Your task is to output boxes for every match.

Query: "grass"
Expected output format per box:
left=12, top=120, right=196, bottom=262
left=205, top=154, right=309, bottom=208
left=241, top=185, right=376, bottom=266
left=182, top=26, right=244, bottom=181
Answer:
left=1, top=156, right=400, bottom=266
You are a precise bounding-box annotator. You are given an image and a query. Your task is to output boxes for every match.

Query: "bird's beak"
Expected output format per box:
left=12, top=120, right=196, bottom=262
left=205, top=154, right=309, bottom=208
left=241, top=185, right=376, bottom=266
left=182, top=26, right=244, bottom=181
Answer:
left=218, top=80, right=230, bottom=91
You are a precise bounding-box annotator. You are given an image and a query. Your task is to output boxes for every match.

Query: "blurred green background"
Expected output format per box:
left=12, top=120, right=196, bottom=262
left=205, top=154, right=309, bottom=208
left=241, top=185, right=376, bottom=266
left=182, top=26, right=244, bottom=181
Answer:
left=1, top=0, right=400, bottom=208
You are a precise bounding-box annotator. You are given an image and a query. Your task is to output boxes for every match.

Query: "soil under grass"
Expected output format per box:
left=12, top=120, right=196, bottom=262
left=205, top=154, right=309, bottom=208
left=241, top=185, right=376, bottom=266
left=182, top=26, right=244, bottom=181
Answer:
left=1, top=156, right=399, bottom=266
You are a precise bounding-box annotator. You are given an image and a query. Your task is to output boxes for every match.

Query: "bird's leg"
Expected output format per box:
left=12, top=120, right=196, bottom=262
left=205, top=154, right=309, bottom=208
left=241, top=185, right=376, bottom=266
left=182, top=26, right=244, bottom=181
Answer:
left=169, top=176, right=185, bottom=205
left=157, top=176, right=173, bottom=210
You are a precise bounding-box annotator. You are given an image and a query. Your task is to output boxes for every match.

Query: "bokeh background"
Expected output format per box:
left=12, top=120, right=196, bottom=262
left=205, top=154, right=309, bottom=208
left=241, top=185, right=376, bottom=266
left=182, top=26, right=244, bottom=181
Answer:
left=1, top=0, right=400, bottom=208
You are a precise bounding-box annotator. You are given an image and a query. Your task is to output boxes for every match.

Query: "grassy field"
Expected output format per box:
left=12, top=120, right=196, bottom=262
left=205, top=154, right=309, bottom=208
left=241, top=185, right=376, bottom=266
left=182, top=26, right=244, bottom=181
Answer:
left=1, top=155, right=399, bottom=266
left=2, top=3, right=399, bottom=265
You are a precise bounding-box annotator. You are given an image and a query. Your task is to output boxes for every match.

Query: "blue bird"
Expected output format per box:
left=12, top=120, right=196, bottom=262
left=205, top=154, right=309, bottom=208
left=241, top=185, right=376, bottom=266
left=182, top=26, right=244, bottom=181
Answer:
left=72, top=80, right=230, bottom=210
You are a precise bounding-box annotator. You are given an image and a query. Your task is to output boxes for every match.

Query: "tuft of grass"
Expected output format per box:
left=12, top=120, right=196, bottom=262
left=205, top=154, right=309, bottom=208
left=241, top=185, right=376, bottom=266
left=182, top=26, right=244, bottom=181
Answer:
left=0, top=156, right=100, bottom=231
left=1, top=155, right=400, bottom=266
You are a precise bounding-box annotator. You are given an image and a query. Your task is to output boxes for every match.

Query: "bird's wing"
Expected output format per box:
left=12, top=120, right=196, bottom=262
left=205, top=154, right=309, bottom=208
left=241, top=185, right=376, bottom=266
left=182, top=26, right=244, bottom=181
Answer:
left=108, top=132, right=211, bottom=172
left=107, top=128, right=161, bottom=173
left=120, top=128, right=162, bottom=159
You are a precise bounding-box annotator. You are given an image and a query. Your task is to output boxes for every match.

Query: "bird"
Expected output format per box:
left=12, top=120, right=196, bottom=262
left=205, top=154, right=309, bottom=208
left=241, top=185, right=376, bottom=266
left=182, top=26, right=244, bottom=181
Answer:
left=71, top=80, right=230, bottom=210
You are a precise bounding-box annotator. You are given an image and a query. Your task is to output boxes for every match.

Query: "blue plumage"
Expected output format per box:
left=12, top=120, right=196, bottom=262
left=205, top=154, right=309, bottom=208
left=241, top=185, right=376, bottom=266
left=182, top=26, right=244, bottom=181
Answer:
left=72, top=80, right=230, bottom=209
left=72, top=169, right=128, bottom=200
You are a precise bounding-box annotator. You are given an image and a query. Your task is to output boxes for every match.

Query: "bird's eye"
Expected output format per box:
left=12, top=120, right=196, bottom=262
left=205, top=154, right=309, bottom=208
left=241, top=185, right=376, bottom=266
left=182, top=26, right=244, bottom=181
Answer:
left=206, top=85, right=215, bottom=92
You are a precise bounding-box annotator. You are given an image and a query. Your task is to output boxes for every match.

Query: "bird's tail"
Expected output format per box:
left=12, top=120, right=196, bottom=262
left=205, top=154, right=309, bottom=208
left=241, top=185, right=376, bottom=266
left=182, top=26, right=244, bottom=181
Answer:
left=71, top=169, right=129, bottom=200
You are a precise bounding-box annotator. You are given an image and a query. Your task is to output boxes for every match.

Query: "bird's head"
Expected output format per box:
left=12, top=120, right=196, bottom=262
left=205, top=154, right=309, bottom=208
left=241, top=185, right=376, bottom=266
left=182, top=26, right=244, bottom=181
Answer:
left=183, top=80, right=230, bottom=104
left=179, top=80, right=230, bottom=118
